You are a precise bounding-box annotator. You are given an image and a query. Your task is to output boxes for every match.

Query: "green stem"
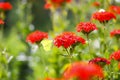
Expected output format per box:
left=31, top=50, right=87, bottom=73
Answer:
left=65, top=48, right=72, bottom=63
left=1, top=51, right=8, bottom=80
left=65, top=48, right=70, bottom=55
left=86, top=34, right=90, bottom=53
left=51, top=10, right=55, bottom=33
left=101, top=26, right=107, bottom=54
left=39, top=44, right=48, bottom=78
left=104, top=0, right=109, bottom=9
left=0, top=25, right=3, bottom=41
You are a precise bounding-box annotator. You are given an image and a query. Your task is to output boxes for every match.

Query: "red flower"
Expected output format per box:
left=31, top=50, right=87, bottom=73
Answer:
left=89, top=57, right=110, bottom=67
left=110, top=50, right=120, bottom=61
left=110, top=29, right=120, bottom=37
left=91, top=10, right=116, bottom=24
left=92, top=2, right=100, bottom=7
left=76, top=22, right=97, bottom=34
left=0, top=19, right=4, bottom=25
left=108, top=5, right=120, bottom=15
left=44, top=3, right=52, bottom=9
left=26, top=30, right=48, bottom=44
left=0, top=2, right=12, bottom=11
left=44, top=0, right=71, bottom=9
left=63, top=62, right=104, bottom=80
left=54, top=32, right=85, bottom=48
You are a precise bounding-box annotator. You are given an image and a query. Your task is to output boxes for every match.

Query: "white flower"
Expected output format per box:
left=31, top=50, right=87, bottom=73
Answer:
left=99, top=9, right=105, bottom=12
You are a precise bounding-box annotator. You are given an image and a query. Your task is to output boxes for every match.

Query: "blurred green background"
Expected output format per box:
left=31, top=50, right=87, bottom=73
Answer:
left=1, top=0, right=120, bottom=80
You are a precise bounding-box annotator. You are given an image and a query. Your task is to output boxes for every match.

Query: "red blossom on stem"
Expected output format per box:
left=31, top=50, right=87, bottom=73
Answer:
left=63, top=62, right=104, bottom=80
left=0, top=2, right=12, bottom=11
left=26, top=30, right=48, bottom=44
left=92, top=1, right=100, bottom=7
left=110, top=29, right=120, bottom=37
left=91, top=10, right=116, bottom=24
left=89, top=57, right=110, bottom=67
left=54, top=32, right=85, bottom=48
left=0, top=19, right=4, bottom=25
left=108, top=5, right=120, bottom=15
left=44, top=0, right=71, bottom=9
left=110, top=50, right=120, bottom=61
left=76, top=22, right=97, bottom=34
left=44, top=2, right=52, bottom=9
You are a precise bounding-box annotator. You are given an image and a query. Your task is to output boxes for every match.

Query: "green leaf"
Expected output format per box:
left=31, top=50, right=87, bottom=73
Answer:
left=41, top=39, right=53, bottom=51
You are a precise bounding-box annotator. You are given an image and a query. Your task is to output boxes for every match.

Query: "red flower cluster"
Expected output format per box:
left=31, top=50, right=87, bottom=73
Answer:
left=89, top=57, right=110, bottom=67
left=110, top=50, right=120, bottom=61
left=92, top=11, right=116, bottom=24
left=0, top=2, right=12, bottom=11
left=63, top=62, right=104, bottom=80
left=92, top=1, right=100, bottom=7
left=76, top=22, right=97, bottom=34
left=110, top=29, right=120, bottom=37
left=54, top=32, right=85, bottom=48
left=44, top=0, right=71, bottom=9
left=109, top=5, right=120, bottom=15
left=26, top=30, right=48, bottom=44
left=0, top=19, right=4, bottom=25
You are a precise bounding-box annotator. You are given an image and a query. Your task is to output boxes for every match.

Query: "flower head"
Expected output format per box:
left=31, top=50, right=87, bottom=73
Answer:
left=44, top=0, right=71, bottom=9
left=108, top=5, right=120, bottom=15
left=76, top=22, right=97, bottom=34
left=54, top=32, right=85, bottom=48
left=44, top=2, right=52, bottom=9
left=63, top=62, right=104, bottom=80
left=91, top=10, right=116, bottom=24
left=110, top=29, right=120, bottom=38
left=0, top=19, right=4, bottom=25
left=26, top=30, right=48, bottom=44
left=92, top=1, right=100, bottom=7
left=0, top=2, right=12, bottom=11
left=89, top=57, right=110, bottom=67
left=110, top=50, right=120, bottom=61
